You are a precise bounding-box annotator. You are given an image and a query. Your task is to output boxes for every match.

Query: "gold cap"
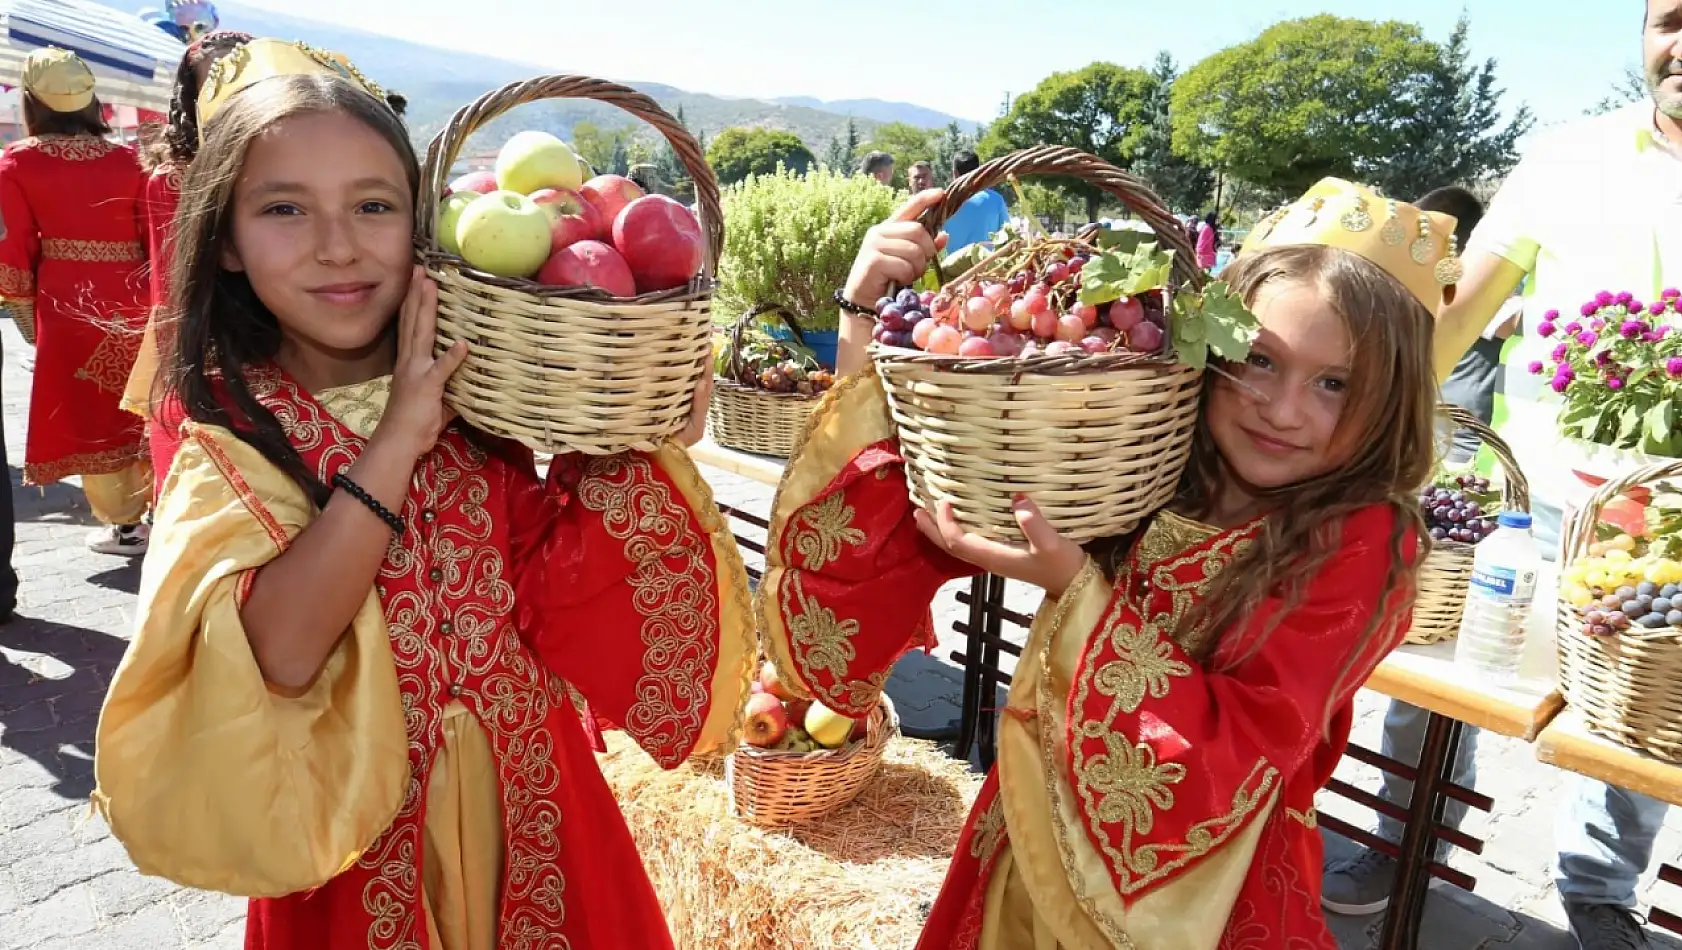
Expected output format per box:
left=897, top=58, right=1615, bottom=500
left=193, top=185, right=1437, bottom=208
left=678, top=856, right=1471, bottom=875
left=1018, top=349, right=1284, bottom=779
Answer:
left=22, top=48, right=96, bottom=113
left=197, top=37, right=386, bottom=135
left=1239, top=178, right=1463, bottom=310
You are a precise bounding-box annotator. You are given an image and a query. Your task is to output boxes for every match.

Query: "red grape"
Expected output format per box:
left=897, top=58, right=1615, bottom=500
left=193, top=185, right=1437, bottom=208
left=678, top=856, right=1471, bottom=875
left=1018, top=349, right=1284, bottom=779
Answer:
left=1024, top=287, right=1050, bottom=315
left=988, top=329, right=1025, bottom=357
left=964, top=296, right=997, bottom=331
left=1056, top=314, right=1086, bottom=342
left=1045, top=340, right=1077, bottom=356
left=931, top=293, right=954, bottom=319
left=983, top=283, right=1010, bottom=306
left=959, top=335, right=997, bottom=357
left=1080, top=335, right=1109, bottom=354
left=1046, top=261, right=1070, bottom=284
left=1129, top=321, right=1164, bottom=352
left=1109, top=296, right=1144, bottom=331
left=919, top=291, right=935, bottom=308
left=912, top=318, right=937, bottom=350
left=1072, top=301, right=1099, bottom=329
left=1030, top=310, right=1058, bottom=339
left=1008, top=298, right=1035, bottom=331
left=927, top=325, right=963, bottom=354
left=1069, top=257, right=1087, bottom=275
left=1091, top=326, right=1119, bottom=344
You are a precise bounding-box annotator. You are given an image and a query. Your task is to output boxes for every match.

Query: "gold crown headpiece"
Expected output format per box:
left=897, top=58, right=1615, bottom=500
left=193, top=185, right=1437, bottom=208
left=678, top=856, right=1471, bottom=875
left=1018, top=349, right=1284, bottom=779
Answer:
left=1239, top=178, right=1463, bottom=310
left=197, top=37, right=387, bottom=139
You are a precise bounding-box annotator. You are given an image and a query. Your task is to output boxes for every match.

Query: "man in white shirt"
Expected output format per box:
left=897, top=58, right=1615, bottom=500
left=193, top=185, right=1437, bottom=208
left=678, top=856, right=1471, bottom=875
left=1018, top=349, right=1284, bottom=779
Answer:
left=1425, top=3, right=1682, bottom=946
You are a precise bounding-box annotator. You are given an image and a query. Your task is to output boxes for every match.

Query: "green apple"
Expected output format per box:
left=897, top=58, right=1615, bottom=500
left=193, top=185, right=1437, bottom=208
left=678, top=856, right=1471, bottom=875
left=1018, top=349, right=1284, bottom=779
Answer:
left=455, top=191, right=552, bottom=278
left=495, top=131, right=583, bottom=195
left=436, top=192, right=478, bottom=256
left=803, top=701, right=856, bottom=749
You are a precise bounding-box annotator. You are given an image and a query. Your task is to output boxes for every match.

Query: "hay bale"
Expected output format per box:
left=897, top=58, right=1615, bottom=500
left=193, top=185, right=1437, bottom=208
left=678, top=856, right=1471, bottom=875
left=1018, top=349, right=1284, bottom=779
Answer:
left=599, top=732, right=983, bottom=950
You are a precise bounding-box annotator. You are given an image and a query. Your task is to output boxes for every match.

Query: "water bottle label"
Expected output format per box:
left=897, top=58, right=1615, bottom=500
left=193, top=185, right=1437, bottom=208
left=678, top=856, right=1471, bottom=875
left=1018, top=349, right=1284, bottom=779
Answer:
left=1470, top=565, right=1537, bottom=602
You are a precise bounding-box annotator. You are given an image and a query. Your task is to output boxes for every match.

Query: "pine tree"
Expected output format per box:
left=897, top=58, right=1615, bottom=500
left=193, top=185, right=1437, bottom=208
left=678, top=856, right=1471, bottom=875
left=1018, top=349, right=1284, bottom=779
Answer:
left=1131, top=51, right=1214, bottom=214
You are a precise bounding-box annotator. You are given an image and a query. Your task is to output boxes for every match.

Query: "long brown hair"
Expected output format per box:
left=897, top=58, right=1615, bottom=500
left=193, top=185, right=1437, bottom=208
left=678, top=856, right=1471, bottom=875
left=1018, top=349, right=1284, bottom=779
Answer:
left=21, top=92, right=109, bottom=138
left=141, top=31, right=253, bottom=171
left=162, top=74, right=418, bottom=505
left=1177, top=245, right=1435, bottom=714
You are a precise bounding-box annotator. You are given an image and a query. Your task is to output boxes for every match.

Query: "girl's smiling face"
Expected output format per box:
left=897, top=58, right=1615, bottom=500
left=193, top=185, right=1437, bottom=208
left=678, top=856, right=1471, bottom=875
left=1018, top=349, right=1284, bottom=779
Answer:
left=220, top=109, right=413, bottom=379
left=1207, top=278, right=1356, bottom=493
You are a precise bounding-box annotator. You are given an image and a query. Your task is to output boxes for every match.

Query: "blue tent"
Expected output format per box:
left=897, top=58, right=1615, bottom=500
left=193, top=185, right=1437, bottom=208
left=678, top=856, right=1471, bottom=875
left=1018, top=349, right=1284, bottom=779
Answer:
left=0, top=0, right=181, bottom=112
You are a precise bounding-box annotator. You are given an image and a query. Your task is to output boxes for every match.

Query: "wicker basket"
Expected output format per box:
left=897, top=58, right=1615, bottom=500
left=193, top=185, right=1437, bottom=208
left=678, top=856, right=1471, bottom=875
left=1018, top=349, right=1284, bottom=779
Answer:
left=708, top=307, right=823, bottom=458
left=871, top=145, right=1205, bottom=543
left=1408, top=404, right=1531, bottom=645
left=416, top=76, right=724, bottom=455
left=725, top=696, right=898, bottom=827
left=1557, top=459, right=1682, bottom=762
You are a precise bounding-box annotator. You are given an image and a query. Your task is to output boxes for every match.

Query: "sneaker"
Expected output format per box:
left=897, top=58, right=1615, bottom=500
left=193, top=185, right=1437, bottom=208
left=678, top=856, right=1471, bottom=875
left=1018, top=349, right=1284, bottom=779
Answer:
left=87, top=523, right=148, bottom=557
left=1564, top=902, right=1652, bottom=950
left=1321, top=849, right=1397, bottom=915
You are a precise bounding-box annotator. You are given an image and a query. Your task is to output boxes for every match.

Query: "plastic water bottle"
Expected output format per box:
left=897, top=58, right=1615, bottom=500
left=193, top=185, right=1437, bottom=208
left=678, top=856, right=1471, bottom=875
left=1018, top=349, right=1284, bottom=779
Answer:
left=1453, top=511, right=1542, bottom=683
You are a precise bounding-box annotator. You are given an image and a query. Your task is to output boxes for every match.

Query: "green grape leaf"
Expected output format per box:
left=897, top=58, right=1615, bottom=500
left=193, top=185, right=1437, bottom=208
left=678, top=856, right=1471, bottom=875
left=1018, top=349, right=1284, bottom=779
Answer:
left=1196, top=280, right=1262, bottom=362
left=1169, top=291, right=1208, bottom=370
left=1078, top=242, right=1175, bottom=305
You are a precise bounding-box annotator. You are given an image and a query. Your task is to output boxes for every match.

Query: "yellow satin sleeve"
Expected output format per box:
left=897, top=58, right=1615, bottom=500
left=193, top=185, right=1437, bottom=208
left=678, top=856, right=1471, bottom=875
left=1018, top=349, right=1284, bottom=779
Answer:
left=92, top=422, right=410, bottom=898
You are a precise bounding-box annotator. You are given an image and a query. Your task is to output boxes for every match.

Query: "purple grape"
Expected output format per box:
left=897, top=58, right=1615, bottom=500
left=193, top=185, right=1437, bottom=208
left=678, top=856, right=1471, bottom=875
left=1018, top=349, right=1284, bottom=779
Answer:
left=896, top=289, right=923, bottom=311
left=879, top=309, right=907, bottom=332
left=876, top=296, right=896, bottom=313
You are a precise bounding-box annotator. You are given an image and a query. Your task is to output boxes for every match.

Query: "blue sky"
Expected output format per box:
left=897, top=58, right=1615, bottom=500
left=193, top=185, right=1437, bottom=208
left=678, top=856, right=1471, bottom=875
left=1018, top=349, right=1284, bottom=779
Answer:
left=228, top=0, right=1638, bottom=132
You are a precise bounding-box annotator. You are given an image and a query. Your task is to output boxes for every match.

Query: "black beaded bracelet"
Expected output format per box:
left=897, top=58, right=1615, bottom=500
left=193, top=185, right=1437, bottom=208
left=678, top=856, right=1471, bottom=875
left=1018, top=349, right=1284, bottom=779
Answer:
left=332, top=472, right=406, bottom=537
left=833, top=289, right=878, bottom=318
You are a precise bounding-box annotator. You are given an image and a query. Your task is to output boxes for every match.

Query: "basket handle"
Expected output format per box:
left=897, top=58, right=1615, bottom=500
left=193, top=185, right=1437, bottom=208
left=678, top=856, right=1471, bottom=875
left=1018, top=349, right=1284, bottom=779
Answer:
left=1559, top=458, right=1682, bottom=563
left=921, top=145, right=1204, bottom=291
left=724, top=305, right=805, bottom=380
left=1436, top=403, right=1530, bottom=512
left=415, top=74, right=723, bottom=278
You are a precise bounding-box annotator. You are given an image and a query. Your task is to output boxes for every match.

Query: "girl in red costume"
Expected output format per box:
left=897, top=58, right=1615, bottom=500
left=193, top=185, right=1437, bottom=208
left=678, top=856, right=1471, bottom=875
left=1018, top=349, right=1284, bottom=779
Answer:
left=0, top=49, right=150, bottom=554
left=760, top=179, right=1452, bottom=949
left=126, top=30, right=252, bottom=495
left=94, top=38, right=750, bottom=950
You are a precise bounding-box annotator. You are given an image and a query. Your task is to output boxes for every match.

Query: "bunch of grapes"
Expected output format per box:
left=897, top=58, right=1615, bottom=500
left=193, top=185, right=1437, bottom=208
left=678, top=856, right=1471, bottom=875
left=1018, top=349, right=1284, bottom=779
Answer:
left=1419, top=474, right=1497, bottom=544
left=1582, top=581, right=1682, bottom=636
left=872, top=247, right=1168, bottom=359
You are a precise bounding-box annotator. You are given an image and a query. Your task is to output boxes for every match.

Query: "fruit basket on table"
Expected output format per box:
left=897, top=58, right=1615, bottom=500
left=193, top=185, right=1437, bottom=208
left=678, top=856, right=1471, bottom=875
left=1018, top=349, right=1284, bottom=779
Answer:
left=1409, top=404, right=1530, bottom=645
left=726, top=663, right=899, bottom=827
left=868, top=145, right=1259, bottom=543
left=1557, top=460, right=1682, bottom=762
left=416, top=75, right=723, bottom=455
left=708, top=307, right=835, bottom=458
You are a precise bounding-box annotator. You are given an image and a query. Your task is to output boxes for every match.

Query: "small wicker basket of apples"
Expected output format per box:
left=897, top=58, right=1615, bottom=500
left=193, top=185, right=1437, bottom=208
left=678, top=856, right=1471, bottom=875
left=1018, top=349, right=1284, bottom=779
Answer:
left=725, top=661, right=899, bottom=827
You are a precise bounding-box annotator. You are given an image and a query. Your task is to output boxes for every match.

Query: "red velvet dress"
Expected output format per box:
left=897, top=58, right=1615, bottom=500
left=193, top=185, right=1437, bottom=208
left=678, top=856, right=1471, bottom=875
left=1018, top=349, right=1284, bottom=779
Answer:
left=758, top=369, right=1416, bottom=950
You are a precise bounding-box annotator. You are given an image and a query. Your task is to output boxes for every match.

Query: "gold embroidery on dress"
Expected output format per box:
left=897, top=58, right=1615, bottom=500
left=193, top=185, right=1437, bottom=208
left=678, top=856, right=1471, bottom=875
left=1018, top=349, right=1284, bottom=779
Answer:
left=317, top=376, right=390, bottom=439
left=41, top=238, right=143, bottom=263
left=780, top=571, right=888, bottom=709
left=791, top=492, right=866, bottom=571
left=1090, top=614, right=1193, bottom=713
left=1080, top=730, right=1186, bottom=844
left=1133, top=509, right=1218, bottom=568
left=969, top=794, right=1008, bottom=861
left=21, top=135, right=119, bottom=162
left=578, top=453, right=721, bottom=767
left=0, top=263, right=34, bottom=296
left=1286, top=806, right=1317, bottom=829
left=75, top=329, right=143, bottom=395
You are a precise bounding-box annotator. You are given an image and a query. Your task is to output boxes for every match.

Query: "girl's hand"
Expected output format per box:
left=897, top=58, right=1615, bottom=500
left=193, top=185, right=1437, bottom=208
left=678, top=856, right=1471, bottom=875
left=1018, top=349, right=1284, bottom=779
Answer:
left=840, top=190, right=948, bottom=311
left=374, top=266, right=469, bottom=461
left=676, top=367, right=713, bottom=447
left=914, top=496, right=1087, bottom=599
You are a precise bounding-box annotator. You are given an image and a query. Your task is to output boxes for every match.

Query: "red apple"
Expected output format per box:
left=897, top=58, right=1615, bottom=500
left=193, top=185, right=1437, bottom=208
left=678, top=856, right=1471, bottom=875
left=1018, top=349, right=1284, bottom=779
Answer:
left=613, top=195, right=705, bottom=294
left=447, top=171, right=498, bottom=196
left=783, top=698, right=812, bottom=724
left=530, top=187, right=603, bottom=251
left=742, top=692, right=790, bottom=748
left=757, top=660, right=797, bottom=702
left=535, top=240, right=636, bottom=297
left=578, top=174, right=645, bottom=229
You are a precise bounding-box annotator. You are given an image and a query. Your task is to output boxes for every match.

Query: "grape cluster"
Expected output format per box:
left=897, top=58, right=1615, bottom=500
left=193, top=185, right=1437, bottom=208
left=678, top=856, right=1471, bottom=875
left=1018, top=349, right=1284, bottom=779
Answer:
left=1582, top=581, right=1682, bottom=636
left=1419, top=474, right=1497, bottom=544
left=872, top=248, right=1168, bottom=359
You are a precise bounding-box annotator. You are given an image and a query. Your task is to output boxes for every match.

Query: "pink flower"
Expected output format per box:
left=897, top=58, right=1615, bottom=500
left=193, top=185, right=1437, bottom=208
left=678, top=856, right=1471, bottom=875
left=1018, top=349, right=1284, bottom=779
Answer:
left=1538, top=321, right=1558, bottom=337
left=1608, top=376, right=1625, bottom=390
left=1617, top=291, right=1635, bottom=305
left=1529, top=360, right=1546, bottom=374
left=1621, top=319, right=1648, bottom=339
left=1632, top=301, right=1646, bottom=314
left=1550, top=343, right=1569, bottom=361
left=1552, top=376, right=1571, bottom=393
left=1668, top=357, right=1682, bottom=376
left=1597, top=291, right=1616, bottom=306
left=1545, top=309, right=1562, bottom=320
left=1565, top=321, right=1583, bottom=335
left=1581, top=301, right=1601, bottom=317
left=1596, top=350, right=1614, bottom=366
left=1653, top=301, right=1669, bottom=316
left=1591, top=318, right=1607, bottom=331
left=1580, top=330, right=1601, bottom=346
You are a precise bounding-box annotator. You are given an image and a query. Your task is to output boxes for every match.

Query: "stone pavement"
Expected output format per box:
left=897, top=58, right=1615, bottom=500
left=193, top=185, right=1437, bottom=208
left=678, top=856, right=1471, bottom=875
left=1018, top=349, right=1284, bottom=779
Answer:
left=1, top=306, right=1680, bottom=947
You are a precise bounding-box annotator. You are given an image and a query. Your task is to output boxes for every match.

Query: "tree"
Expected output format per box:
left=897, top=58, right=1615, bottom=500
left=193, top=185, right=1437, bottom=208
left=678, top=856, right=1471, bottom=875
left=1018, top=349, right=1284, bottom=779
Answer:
left=1130, top=51, right=1215, bottom=214
left=705, top=127, right=815, bottom=184
left=1588, top=65, right=1647, bottom=115
left=932, top=122, right=979, bottom=184
left=980, top=62, right=1158, bottom=221
left=571, top=121, right=633, bottom=177
left=1172, top=15, right=1443, bottom=198
left=1368, top=15, right=1533, bottom=197
left=858, top=121, right=938, bottom=188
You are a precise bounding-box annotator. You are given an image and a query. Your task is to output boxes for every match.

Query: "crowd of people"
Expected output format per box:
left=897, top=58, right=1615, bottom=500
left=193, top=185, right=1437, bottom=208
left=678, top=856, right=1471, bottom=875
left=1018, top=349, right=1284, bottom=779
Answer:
left=1, top=3, right=1679, bottom=949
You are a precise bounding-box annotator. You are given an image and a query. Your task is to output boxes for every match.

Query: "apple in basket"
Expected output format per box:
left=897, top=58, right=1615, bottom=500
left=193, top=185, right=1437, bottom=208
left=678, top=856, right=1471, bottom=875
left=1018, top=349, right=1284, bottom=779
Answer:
left=742, top=692, right=790, bottom=748
left=447, top=170, right=499, bottom=196
left=756, top=660, right=796, bottom=702
left=579, top=174, right=645, bottom=229
left=536, top=240, right=637, bottom=298
left=613, top=195, right=704, bottom=294
left=804, top=701, right=856, bottom=750
left=436, top=191, right=478, bottom=256
left=496, top=131, right=584, bottom=195
left=456, top=191, right=553, bottom=279
left=530, top=187, right=605, bottom=252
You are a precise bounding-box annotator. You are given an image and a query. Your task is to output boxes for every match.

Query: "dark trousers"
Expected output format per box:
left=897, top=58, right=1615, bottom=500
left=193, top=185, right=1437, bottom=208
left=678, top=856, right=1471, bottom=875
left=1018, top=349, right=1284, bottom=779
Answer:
left=0, top=360, right=18, bottom=612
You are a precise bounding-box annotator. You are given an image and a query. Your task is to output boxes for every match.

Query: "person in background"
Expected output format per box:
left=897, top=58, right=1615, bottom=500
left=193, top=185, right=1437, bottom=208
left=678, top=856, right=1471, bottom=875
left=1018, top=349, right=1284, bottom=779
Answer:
left=908, top=159, right=935, bottom=193
left=0, top=49, right=150, bottom=557
left=1427, top=5, right=1682, bottom=946
left=1321, top=184, right=1509, bottom=918
left=1197, top=210, right=1220, bottom=269
left=942, top=150, right=1009, bottom=256
left=126, top=30, right=253, bottom=498
left=861, top=150, right=894, bottom=186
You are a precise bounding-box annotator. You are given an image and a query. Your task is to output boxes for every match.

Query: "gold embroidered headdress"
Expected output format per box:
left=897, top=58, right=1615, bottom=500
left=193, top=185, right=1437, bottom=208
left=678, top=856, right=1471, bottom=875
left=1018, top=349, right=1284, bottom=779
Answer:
left=1239, top=178, right=1463, bottom=310
left=196, top=37, right=387, bottom=135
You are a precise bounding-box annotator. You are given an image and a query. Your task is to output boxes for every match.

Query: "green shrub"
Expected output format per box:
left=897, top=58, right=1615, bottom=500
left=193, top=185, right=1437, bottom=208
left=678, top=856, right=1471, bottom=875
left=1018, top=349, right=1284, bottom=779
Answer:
left=716, top=165, right=901, bottom=331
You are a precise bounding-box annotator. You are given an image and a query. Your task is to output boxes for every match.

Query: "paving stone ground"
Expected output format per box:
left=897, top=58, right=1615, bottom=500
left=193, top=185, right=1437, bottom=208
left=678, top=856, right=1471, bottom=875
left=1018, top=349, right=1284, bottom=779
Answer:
left=4, top=318, right=1682, bottom=947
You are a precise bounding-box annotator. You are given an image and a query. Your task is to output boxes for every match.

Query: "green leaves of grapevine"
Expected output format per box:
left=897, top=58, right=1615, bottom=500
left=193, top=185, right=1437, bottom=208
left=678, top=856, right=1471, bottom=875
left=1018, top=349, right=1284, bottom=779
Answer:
left=1078, top=241, right=1260, bottom=370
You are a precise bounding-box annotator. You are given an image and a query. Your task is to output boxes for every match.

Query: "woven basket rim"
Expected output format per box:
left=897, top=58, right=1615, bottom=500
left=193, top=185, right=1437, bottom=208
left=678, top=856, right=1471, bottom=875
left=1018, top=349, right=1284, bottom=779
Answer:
left=712, top=377, right=825, bottom=401
left=1435, top=403, right=1530, bottom=512
left=870, top=340, right=1189, bottom=376
left=729, top=696, right=898, bottom=762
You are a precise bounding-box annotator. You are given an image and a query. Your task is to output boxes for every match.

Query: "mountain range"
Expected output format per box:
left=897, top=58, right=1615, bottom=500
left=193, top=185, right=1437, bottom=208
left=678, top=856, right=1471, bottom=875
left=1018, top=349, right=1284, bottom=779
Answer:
left=89, top=1, right=976, bottom=157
